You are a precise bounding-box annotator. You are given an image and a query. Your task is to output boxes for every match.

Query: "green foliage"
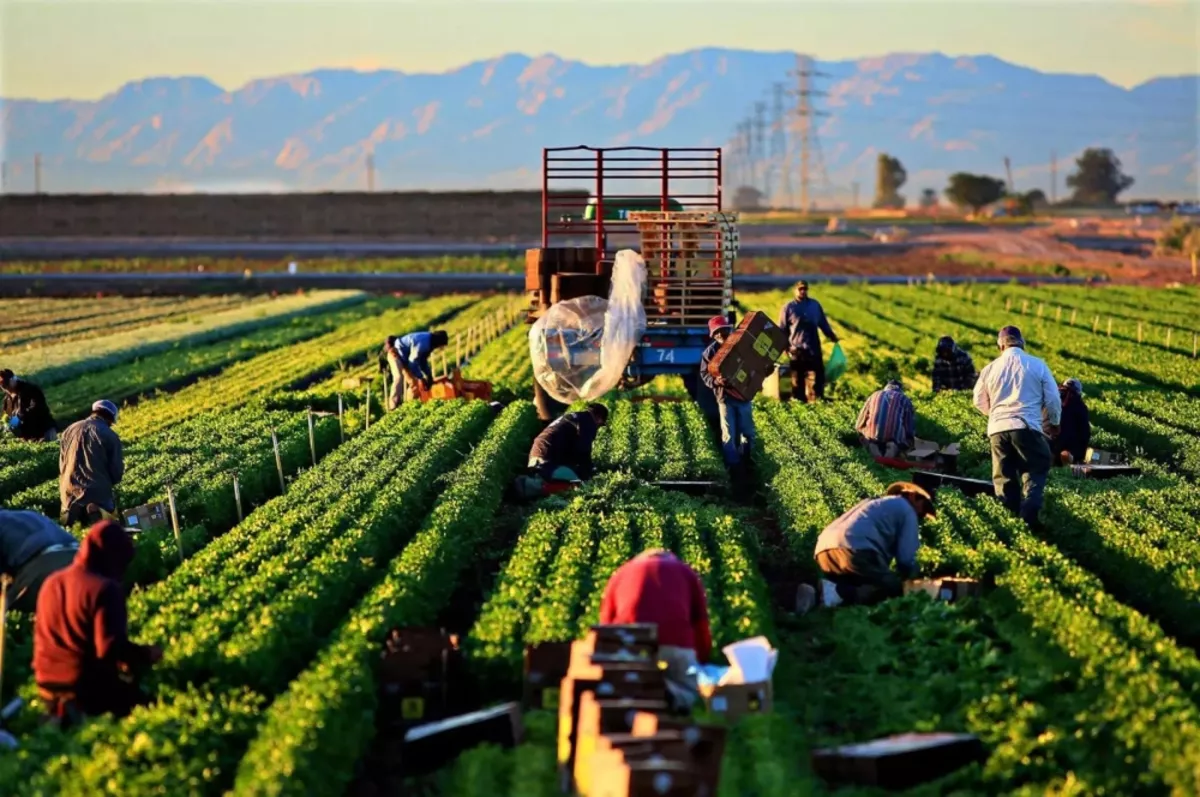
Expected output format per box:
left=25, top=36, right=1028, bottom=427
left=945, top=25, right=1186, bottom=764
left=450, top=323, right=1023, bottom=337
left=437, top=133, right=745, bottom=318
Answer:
left=944, top=172, right=1007, bottom=213
left=1066, top=147, right=1135, bottom=205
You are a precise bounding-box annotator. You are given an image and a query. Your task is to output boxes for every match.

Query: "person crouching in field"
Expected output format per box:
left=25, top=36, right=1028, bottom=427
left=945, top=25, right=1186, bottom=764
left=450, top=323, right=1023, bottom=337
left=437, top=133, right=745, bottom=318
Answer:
left=383, top=331, right=450, bottom=410
left=855, top=380, right=915, bottom=459
left=1049, top=378, right=1091, bottom=465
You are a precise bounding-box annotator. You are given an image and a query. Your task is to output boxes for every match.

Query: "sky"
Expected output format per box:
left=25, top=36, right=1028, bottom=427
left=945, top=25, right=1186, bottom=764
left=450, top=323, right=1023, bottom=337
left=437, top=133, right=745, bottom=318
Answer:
left=0, top=0, right=1197, bottom=101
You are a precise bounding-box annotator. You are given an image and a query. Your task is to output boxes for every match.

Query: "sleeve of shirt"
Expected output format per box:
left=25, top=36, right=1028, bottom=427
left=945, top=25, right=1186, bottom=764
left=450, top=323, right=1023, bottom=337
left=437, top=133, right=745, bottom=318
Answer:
left=894, top=505, right=920, bottom=575
left=699, top=345, right=718, bottom=391
left=778, top=304, right=789, bottom=330
left=110, top=435, right=125, bottom=485
left=1042, top=364, right=1062, bottom=426
left=972, top=364, right=992, bottom=416
left=817, top=304, right=836, bottom=340
left=855, top=397, right=871, bottom=434
left=94, top=582, right=151, bottom=669
left=688, top=569, right=713, bottom=664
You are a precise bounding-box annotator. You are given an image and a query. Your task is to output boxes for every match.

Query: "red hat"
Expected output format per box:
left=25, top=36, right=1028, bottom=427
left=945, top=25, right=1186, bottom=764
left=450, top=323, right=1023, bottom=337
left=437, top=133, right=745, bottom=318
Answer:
left=708, top=316, right=732, bottom=338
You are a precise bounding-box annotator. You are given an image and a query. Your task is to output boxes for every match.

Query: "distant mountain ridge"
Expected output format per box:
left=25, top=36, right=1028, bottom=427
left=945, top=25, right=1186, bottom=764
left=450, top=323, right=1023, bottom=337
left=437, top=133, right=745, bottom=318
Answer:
left=1, top=49, right=1196, bottom=199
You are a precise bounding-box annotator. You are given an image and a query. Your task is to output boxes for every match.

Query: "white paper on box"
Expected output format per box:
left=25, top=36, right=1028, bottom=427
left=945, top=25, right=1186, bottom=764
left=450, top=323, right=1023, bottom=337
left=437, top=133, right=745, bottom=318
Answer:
left=719, top=636, right=777, bottom=685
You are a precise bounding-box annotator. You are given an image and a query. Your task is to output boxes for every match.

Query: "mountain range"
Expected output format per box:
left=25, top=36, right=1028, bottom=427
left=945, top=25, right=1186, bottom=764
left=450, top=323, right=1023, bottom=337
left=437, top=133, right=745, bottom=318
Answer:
left=1, top=49, right=1197, bottom=200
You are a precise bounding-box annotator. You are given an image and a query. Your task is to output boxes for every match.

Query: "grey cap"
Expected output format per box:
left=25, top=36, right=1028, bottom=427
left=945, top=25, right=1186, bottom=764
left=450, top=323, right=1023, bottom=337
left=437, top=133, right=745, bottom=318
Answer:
left=92, top=399, right=119, bottom=422
left=1064, top=378, right=1083, bottom=396
left=997, top=325, right=1025, bottom=348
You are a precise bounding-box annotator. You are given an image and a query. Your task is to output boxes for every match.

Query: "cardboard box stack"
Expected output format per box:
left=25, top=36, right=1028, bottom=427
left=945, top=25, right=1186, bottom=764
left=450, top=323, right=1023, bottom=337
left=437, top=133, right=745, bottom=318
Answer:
left=902, top=578, right=984, bottom=604
left=811, top=732, right=986, bottom=790
left=707, top=311, right=788, bottom=402
left=122, top=502, right=169, bottom=532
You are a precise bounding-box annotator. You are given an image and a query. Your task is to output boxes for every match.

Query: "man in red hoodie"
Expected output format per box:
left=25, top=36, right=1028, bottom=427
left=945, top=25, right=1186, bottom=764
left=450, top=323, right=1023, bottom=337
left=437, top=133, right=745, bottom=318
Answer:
left=33, top=520, right=162, bottom=725
left=599, top=549, right=712, bottom=698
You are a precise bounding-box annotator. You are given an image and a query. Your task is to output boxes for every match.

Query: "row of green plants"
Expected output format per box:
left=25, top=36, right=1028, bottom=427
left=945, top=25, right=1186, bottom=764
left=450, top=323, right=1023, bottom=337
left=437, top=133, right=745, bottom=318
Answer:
left=590, top=399, right=727, bottom=483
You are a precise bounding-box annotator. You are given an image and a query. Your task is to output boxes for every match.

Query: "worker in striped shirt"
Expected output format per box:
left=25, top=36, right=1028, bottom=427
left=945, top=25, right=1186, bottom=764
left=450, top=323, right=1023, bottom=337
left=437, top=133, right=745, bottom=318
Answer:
left=855, top=380, right=915, bottom=459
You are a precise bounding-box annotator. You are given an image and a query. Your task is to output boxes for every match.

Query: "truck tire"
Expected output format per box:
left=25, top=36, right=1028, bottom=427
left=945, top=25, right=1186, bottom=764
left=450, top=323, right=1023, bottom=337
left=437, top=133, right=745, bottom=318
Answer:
left=532, top=379, right=567, bottom=422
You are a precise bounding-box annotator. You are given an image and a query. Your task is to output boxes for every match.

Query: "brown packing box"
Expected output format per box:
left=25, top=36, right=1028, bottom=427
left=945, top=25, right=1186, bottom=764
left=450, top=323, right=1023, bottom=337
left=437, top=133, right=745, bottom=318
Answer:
left=591, top=759, right=701, bottom=797
left=587, top=739, right=713, bottom=797
left=630, top=712, right=728, bottom=791
left=551, top=273, right=611, bottom=305
left=569, top=626, right=660, bottom=671
left=524, top=642, right=573, bottom=710
left=811, top=732, right=986, bottom=790
left=1071, top=464, right=1142, bottom=480
left=400, top=702, right=523, bottom=778
left=377, top=628, right=459, bottom=728
left=903, top=578, right=984, bottom=603
left=1085, top=448, right=1125, bottom=465
left=907, top=438, right=961, bottom=472
left=707, top=311, right=788, bottom=401
left=698, top=680, right=773, bottom=721
left=573, top=695, right=670, bottom=795
left=122, top=502, right=169, bottom=531
left=525, top=247, right=603, bottom=294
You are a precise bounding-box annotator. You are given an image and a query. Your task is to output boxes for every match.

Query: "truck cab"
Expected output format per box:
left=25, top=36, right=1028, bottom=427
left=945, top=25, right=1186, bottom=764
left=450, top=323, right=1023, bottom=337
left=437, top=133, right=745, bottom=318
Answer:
left=525, top=146, right=734, bottom=420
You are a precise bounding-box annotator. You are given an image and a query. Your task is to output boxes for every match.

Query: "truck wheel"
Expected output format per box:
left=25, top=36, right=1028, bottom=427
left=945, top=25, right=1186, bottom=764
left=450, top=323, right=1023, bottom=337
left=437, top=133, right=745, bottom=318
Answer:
left=533, top=380, right=567, bottom=422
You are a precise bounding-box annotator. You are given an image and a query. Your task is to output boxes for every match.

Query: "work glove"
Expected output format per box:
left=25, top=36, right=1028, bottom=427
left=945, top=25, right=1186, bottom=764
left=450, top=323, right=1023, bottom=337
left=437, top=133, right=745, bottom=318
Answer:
left=6, top=415, right=19, bottom=431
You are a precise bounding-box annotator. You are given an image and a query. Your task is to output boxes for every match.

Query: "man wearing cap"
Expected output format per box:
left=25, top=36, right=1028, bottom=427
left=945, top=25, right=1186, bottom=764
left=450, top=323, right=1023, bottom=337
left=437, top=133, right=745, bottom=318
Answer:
left=810, top=482, right=936, bottom=608
left=700, top=316, right=755, bottom=474
left=1050, top=378, right=1090, bottom=465
left=0, top=510, right=80, bottom=613
left=59, top=400, right=125, bottom=528
left=778, top=281, right=839, bottom=402
left=931, top=336, right=977, bottom=393
left=973, top=326, right=1061, bottom=526
left=855, top=379, right=915, bottom=459
left=1, top=369, right=58, bottom=442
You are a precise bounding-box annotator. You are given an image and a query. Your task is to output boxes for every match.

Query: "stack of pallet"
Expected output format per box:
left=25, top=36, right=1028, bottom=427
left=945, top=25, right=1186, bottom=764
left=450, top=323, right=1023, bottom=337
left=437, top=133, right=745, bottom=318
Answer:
left=628, top=211, right=739, bottom=327
left=524, top=247, right=608, bottom=319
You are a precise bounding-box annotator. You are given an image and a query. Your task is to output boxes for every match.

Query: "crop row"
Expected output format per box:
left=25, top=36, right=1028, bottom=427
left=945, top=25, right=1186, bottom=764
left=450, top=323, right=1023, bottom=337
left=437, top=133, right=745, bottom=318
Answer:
left=6, top=290, right=367, bottom=387
left=461, top=324, right=533, bottom=398
left=591, top=399, right=726, bottom=483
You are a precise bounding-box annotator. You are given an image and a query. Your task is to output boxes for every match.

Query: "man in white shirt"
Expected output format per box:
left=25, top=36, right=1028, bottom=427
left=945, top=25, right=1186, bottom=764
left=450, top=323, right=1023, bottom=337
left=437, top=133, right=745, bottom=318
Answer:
left=973, top=325, right=1062, bottom=527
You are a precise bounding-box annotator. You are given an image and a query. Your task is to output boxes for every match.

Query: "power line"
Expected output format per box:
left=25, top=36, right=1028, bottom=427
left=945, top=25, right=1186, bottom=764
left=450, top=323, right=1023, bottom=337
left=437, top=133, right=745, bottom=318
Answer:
left=752, top=101, right=768, bottom=199
left=788, top=53, right=830, bottom=212
left=771, top=81, right=793, bottom=208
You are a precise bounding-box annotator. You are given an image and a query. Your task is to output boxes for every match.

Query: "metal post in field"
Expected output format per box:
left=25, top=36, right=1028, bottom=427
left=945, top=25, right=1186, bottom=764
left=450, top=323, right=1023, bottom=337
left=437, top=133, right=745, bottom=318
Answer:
left=271, top=429, right=286, bottom=492
left=365, top=386, right=371, bottom=430
left=1093, top=315, right=1099, bottom=334
left=1021, top=299, right=1028, bottom=315
left=1055, top=306, right=1062, bottom=323
left=0, top=574, right=10, bottom=707
left=1038, top=303, right=1044, bottom=318
left=1193, top=333, right=1198, bottom=359
left=456, top=333, right=462, bottom=368
left=1107, top=318, right=1113, bottom=337
left=1070, top=308, right=1077, bottom=326
left=307, top=408, right=317, bottom=466
left=1137, top=321, right=1143, bottom=343
left=1005, top=297, right=1011, bottom=312
left=166, top=483, right=184, bottom=563
left=232, top=472, right=244, bottom=523
left=337, top=393, right=345, bottom=443
left=1166, top=328, right=1172, bottom=350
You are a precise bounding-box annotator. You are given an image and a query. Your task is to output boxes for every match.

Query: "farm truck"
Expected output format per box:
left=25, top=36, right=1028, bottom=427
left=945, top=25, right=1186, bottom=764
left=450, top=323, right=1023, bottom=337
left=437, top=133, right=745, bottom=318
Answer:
left=524, top=145, right=739, bottom=420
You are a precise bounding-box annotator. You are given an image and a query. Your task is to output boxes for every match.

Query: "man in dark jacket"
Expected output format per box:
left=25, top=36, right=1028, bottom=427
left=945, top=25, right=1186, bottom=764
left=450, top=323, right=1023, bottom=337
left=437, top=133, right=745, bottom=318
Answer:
left=1, top=510, right=79, bottom=612
left=385, top=331, right=451, bottom=410
left=34, top=520, right=162, bottom=725
left=1050, top=378, right=1091, bottom=464
left=778, top=281, right=839, bottom=402
left=1, top=368, right=58, bottom=442
left=59, top=400, right=125, bottom=527
left=527, top=403, right=608, bottom=482
left=700, top=316, right=756, bottom=472
left=931, top=336, right=977, bottom=393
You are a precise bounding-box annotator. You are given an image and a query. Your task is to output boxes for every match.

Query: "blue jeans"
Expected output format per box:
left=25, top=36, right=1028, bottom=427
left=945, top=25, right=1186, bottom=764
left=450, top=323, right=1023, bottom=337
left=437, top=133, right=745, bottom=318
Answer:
left=718, top=399, right=755, bottom=467
left=990, top=428, right=1051, bottom=525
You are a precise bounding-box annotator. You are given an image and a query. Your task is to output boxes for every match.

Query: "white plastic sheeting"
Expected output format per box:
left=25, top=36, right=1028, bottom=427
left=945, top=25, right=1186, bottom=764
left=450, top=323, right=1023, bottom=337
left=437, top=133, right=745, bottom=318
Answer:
left=529, top=249, right=647, bottom=405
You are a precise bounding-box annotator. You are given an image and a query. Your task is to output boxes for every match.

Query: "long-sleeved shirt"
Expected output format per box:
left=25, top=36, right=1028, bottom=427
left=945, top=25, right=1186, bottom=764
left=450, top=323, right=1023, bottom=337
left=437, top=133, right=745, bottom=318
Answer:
left=1053, top=390, right=1091, bottom=461
left=599, top=552, right=712, bottom=661
left=779, top=298, right=836, bottom=358
left=528, top=411, right=601, bottom=479
left=931, top=347, right=977, bottom=392
left=0, top=510, right=77, bottom=576
left=814, top=495, right=920, bottom=575
left=59, top=416, right=125, bottom=515
left=973, top=347, right=1062, bottom=437
left=855, top=386, right=915, bottom=449
left=3, top=379, right=57, bottom=441
left=396, top=332, right=437, bottom=384
left=700, top=340, right=750, bottom=404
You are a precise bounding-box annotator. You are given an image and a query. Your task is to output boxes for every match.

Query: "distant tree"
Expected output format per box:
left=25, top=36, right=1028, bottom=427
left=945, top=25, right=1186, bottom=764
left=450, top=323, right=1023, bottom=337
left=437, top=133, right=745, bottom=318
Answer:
left=944, top=173, right=1007, bottom=214
left=873, top=154, right=907, bottom=209
left=733, top=186, right=764, bottom=211
left=1067, top=148, right=1135, bottom=205
left=918, top=188, right=939, bottom=209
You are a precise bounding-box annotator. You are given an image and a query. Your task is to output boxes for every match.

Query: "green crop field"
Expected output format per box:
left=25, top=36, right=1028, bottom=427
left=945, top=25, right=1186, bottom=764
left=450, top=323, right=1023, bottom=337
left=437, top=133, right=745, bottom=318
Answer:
left=3, top=282, right=1200, bottom=795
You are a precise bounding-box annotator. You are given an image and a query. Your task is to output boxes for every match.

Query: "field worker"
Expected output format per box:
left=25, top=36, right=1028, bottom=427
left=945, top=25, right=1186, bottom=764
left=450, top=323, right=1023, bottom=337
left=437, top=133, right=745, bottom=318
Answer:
left=809, top=482, right=936, bottom=609
left=527, top=403, right=608, bottom=483
left=779, top=280, right=839, bottom=402
left=600, top=549, right=711, bottom=705
left=931, top=336, right=977, bottom=393
left=385, top=330, right=450, bottom=410
left=34, top=520, right=162, bottom=727
left=855, top=380, right=916, bottom=459
left=1, top=368, right=58, bottom=442
left=1050, top=378, right=1091, bottom=465
left=700, top=316, right=755, bottom=474
left=0, top=510, right=79, bottom=613
left=973, top=325, right=1061, bottom=527
left=59, top=400, right=124, bottom=528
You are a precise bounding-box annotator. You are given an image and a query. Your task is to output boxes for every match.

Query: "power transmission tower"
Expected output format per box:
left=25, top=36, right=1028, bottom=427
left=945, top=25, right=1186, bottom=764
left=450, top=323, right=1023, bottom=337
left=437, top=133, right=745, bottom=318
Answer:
left=787, top=54, right=829, bottom=213
left=752, top=101, right=768, bottom=200
left=771, top=82, right=792, bottom=208
left=366, top=153, right=376, bottom=192
left=1050, top=149, right=1057, bottom=204
left=34, top=153, right=42, bottom=194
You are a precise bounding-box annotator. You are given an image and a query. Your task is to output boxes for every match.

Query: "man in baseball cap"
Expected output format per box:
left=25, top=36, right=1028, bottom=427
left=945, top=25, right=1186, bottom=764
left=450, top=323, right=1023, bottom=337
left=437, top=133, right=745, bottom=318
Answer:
left=973, top=324, right=1061, bottom=527
left=931, top=335, right=977, bottom=393
left=699, top=314, right=756, bottom=481
left=58, top=399, right=125, bottom=527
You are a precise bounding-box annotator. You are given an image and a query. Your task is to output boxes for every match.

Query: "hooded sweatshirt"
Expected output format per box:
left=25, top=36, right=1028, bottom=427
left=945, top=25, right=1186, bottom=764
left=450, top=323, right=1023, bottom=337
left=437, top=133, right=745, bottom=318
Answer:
left=3, top=378, right=57, bottom=440
left=33, top=521, right=153, bottom=706
left=599, top=551, right=712, bottom=661
left=528, top=411, right=600, bottom=479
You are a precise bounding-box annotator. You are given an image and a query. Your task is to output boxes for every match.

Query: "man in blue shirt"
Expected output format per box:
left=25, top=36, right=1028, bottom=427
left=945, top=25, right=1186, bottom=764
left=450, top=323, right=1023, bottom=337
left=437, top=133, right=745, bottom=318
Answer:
left=778, top=281, right=838, bottom=402
left=384, top=331, right=450, bottom=410
left=700, top=316, right=755, bottom=476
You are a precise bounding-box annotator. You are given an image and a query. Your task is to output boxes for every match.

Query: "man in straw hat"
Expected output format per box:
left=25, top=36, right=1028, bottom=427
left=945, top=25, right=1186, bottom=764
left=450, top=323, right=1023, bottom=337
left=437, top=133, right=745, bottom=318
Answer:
left=804, top=481, right=936, bottom=610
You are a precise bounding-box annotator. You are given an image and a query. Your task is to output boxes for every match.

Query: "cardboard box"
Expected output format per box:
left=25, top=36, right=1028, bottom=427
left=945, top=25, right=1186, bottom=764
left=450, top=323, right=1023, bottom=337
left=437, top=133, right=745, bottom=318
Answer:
left=698, top=681, right=773, bottom=720
left=590, top=759, right=701, bottom=797
left=573, top=694, right=670, bottom=794
left=707, top=311, right=788, bottom=402
left=551, top=273, right=611, bottom=305
left=1071, top=464, right=1142, bottom=480
left=903, top=578, right=984, bottom=603
left=524, top=642, right=573, bottom=710
left=907, top=438, right=961, bottom=473
left=569, top=626, right=660, bottom=672
left=400, top=702, right=522, bottom=778
left=1085, top=448, right=1125, bottom=465
left=376, top=628, right=462, bottom=729
left=811, top=732, right=986, bottom=790
left=629, top=713, right=727, bottom=789
left=122, top=502, right=169, bottom=532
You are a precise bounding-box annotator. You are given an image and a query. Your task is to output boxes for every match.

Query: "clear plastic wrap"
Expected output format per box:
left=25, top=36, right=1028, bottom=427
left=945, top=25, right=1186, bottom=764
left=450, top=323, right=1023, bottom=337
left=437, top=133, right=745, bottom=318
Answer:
left=530, top=249, right=648, bottom=405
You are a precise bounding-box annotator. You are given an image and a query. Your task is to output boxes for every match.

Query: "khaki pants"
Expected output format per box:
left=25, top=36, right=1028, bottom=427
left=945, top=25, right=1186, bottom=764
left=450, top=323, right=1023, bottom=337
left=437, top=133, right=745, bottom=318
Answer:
left=386, top=350, right=417, bottom=411
left=816, top=548, right=903, bottom=606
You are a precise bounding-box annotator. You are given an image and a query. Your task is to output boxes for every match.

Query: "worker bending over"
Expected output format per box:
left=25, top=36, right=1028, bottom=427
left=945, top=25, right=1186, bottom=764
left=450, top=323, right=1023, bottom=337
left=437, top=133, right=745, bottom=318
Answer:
left=59, top=400, right=124, bottom=528
left=527, top=403, right=608, bottom=483
left=384, top=331, right=450, bottom=410
left=931, top=336, right=977, bottom=392
left=811, top=482, right=936, bottom=608
left=1050, top=378, right=1091, bottom=465
left=779, top=281, right=839, bottom=402
left=34, top=520, right=163, bottom=727
left=0, top=510, right=79, bottom=612
left=600, top=549, right=711, bottom=706
left=2, top=368, right=58, bottom=442
left=855, top=380, right=915, bottom=459
left=973, top=326, right=1061, bottom=527
left=700, top=316, right=755, bottom=475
